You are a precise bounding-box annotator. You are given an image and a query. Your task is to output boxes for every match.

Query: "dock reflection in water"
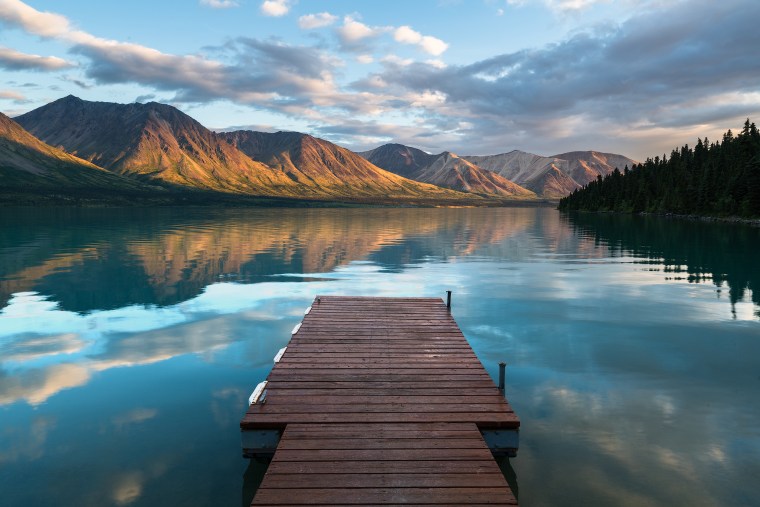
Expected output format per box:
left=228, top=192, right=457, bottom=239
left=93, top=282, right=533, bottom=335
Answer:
left=0, top=207, right=758, bottom=506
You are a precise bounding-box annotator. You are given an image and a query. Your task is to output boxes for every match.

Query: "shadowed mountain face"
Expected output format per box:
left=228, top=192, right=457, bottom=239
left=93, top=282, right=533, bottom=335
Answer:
left=219, top=131, right=470, bottom=199
left=465, top=150, right=638, bottom=198
left=0, top=112, right=152, bottom=192
left=359, top=144, right=535, bottom=198
left=15, top=96, right=301, bottom=196
left=358, top=143, right=435, bottom=178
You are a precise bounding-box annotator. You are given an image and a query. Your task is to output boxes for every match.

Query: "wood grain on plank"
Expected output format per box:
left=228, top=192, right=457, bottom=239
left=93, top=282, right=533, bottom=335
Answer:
left=243, top=296, right=520, bottom=505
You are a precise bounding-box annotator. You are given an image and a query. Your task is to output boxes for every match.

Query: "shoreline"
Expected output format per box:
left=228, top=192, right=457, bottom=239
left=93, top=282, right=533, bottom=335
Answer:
left=0, top=191, right=558, bottom=209
left=641, top=212, right=760, bottom=227
left=562, top=209, right=760, bottom=227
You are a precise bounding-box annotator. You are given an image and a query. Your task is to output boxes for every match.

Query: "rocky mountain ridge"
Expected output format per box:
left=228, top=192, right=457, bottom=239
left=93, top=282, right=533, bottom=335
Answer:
left=464, top=150, right=638, bottom=198
left=12, top=96, right=469, bottom=202
left=219, top=131, right=460, bottom=198
left=3, top=95, right=638, bottom=203
left=360, top=144, right=536, bottom=198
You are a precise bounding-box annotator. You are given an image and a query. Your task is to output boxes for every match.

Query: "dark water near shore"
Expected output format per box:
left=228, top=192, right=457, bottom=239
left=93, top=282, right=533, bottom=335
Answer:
left=1, top=207, right=759, bottom=507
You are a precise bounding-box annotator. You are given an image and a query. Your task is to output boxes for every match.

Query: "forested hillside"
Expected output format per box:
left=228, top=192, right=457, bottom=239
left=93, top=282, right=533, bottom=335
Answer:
left=559, top=120, right=760, bottom=217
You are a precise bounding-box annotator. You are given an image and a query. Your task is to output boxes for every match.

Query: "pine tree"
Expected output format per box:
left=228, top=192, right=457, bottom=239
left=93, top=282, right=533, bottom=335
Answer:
left=558, top=120, right=760, bottom=217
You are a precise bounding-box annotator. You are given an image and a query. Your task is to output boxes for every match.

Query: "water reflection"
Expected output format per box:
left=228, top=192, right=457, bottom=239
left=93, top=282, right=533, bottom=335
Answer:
left=0, top=207, right=758, bottom=507
left=564, top=212, right=760, bottom=317
left=1, top=207, right=537, bottom=312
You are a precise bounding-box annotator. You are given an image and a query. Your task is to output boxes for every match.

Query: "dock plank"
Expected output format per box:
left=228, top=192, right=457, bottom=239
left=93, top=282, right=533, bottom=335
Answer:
left=242, top=295, right=520, bottom=505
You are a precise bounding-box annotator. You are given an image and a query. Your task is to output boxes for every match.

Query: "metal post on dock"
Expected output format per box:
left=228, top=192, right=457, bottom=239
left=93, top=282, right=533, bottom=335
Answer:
left=498, top=361, right=506, bottom=394
left=446, top=290, right=452, bottom=310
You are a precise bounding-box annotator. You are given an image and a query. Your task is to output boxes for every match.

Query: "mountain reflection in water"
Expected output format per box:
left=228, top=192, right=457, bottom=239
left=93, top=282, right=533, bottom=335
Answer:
left=0, top=207, right=758, bottom=507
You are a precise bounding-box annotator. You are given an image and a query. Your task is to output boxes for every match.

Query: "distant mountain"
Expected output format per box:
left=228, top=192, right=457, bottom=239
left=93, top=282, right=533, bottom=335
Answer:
left=464, top=151, right=576, bottom=198
left=357, top=143, right=434, bottom=178
left=219, top=131, right=470, bottom=199
left=359, top=144, right=536, bottom=198
left=15, top=95, right=299, bottom=196
left=8, top=94, right=636, bottom=204
left=464, top=150, right=638, bottom=198
left=0, top=111, right=152, bottom=193
left=551, top=151, right=639, bottom=187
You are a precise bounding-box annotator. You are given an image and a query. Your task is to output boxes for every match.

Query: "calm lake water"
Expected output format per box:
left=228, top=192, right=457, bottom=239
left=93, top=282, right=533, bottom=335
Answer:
left=1, top=206, right=758, bottom=507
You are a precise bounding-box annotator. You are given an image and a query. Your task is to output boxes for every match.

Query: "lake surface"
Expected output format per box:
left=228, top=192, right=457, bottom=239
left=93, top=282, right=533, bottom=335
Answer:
left=1, top=206, right=758, bottom=507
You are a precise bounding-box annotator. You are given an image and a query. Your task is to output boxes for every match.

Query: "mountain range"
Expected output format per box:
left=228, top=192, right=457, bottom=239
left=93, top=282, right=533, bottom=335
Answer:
left=465, top=150, right=639, bottom=198
left=1, top=95, right=638, bottom=204
left=358, top=144, right=536, bottom=198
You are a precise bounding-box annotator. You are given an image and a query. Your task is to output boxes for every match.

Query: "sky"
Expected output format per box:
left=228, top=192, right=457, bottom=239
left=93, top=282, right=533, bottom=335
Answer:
left=0, top=0, right=759, bottom=161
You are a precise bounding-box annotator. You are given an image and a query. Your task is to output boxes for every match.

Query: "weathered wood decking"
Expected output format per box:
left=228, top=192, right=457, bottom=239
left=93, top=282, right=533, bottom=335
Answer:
left=241, top=295, right=520, bottom=506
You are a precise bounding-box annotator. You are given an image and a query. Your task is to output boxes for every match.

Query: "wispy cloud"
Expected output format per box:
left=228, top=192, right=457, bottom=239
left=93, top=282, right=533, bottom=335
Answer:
left=544, top=0, right=610, bottom=11
left=298, top=12, right=337, bottom=29
left=0, top=46, right=73, bottom=71
left=199, top=0, right=239, bottom=8
left=0, top=90, right=26, bottom=101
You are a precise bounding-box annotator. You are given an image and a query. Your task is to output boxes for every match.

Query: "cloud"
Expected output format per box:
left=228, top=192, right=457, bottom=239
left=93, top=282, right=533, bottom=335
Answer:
left=135, top=93, right=156, bottom=103
left=505, top=0, right=610, bottom=12
left=0, top=90, right=26, bottom=102
left=393, top=26, right=449, bottom=56
left=60, top=75, right=91, bottom=89
left=0, top=1, right=345, bottom=112
left=112, top=408, right=158, bottom=429
left=0, top=46, right=73, bottom=71
left=0, top=333, right=84, bottom=362
left=298, top=12, right=337, bottom=29
left=365, top=0, right=760, bottom=156
left=260, top=0, right=291, bottom=17
left=0, top=0, right=70, bottom=37
left=380, top=54, right=414, bottom=67
left=0, top=416, right=55, bottom=464
left=112, top=472, right=144, bottom=505
left=505, top=0, right=679, bottom=16
left=2, top=0, right=757, bottom=160
left=335, top=16, right=392, bottom=51
left=545, top=0, right=609, bottom=11
left=0, top=363, right=90, bottom=406
left=200, top=0, right=239, bottom=7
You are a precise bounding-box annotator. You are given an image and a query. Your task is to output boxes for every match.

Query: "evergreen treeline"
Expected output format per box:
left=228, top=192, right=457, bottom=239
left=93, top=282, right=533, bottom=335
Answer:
left=559, top=120, right=760, bottom=217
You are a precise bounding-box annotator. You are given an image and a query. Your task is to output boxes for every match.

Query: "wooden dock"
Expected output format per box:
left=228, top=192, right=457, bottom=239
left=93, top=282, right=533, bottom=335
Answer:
left=241, top=295, right=520, bottom=506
